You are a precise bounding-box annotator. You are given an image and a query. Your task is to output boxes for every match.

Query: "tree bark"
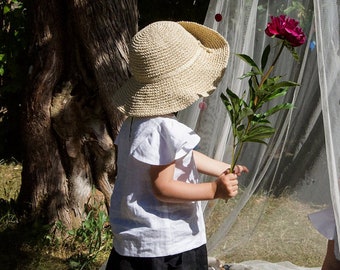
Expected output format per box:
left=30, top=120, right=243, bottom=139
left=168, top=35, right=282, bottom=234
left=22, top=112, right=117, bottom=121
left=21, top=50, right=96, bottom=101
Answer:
left=17, top=0, right=138, bottom=228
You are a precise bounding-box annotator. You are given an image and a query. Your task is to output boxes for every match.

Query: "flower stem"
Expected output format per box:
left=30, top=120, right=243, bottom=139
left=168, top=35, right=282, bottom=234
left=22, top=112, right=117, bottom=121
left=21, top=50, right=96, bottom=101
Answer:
left=258, top=41, right=285, bottom=89
left=230, top=136, right=237, bottom=172
left=230, top=117, right=251, bottom=172
left=230, top=42, right=285, bottom=173
left=231, top=141, right=244, bottom=172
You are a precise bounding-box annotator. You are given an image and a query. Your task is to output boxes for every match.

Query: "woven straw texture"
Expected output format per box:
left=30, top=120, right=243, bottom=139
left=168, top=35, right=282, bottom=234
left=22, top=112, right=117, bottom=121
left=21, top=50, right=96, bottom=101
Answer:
left=113, top=21, right=230, bottom=117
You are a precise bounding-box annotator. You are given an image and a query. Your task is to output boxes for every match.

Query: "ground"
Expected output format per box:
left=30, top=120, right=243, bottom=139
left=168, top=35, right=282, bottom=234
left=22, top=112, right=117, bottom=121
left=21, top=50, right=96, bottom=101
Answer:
left=0, top=162, right=325, bottom=269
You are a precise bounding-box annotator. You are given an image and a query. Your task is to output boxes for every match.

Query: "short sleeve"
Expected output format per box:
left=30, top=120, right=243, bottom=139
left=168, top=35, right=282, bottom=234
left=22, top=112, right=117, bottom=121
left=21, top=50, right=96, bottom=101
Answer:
left=130, top=117, right=200, bottom=165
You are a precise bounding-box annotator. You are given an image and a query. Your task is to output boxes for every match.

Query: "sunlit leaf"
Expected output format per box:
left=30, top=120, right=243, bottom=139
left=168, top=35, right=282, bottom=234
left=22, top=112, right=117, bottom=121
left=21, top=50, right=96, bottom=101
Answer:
left=3, top=5, right=11, bottom=14
left=242, top=132, right=274, bottom=143
left=247, top=125, right=275, bottom=136
left=226, top=89, right=242, bottom=115
left=238, top=107, right=253, bottom=122
left=252, top=113, right=268, bottom=123
left=265, top=103, right=294, bottom=117
left=221, top=92, right=236, bottom=123
left=239, top=71, right=260, bottom=79
left=273, top=81, right=299, bottom=88
left=237, top=54, right=262, bottom=74
left=266, top=88, right=289, bottom=100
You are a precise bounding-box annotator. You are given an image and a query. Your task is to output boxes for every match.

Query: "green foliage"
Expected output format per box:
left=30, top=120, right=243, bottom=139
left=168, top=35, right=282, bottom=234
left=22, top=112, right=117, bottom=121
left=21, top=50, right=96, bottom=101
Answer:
left=0, top=163, right=111, bottom=269
left=0, top=0, right=27, bottom=79
left=66, top=207, right=112, bottom=270
left=221, top=40, right=300, bottom=171
left=0, top=0, right=28, bottom=160
left=44, top=200, right=113, bottom=270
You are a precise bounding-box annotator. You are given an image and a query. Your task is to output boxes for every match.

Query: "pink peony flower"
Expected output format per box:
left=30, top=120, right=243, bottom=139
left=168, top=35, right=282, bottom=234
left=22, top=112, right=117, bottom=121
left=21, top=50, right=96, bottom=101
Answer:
left=265, top=15, right=306, bottom=47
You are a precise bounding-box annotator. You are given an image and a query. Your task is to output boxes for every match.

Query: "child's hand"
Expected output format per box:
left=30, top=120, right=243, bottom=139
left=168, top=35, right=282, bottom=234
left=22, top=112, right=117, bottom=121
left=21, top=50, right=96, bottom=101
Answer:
left=214, top=172, right=239, bottom=200
left=232, top=164, right=249, bottom=176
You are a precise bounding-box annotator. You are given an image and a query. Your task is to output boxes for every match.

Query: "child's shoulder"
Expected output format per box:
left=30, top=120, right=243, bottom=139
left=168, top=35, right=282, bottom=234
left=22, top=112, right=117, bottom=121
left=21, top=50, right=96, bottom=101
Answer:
left=136, top=115, right=179, bottom=129
left=128, top=115, right=200, bottom=164
left=133, top=115, right=195, bottom=139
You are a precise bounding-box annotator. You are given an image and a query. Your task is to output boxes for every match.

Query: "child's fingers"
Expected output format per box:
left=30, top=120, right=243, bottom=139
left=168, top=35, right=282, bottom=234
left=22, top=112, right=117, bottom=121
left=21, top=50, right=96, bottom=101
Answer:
left=221, top=174, right=238, bottom=196
left=234, top=165, right=249, bottom=175
left=223, top=165, right=249, bottom=176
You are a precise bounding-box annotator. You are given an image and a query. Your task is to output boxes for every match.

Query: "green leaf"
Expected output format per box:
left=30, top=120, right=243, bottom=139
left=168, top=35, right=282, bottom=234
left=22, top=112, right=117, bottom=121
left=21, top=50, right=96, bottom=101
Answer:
left=247, top=77, right=257, bottom=107
left=241, top=125, right=276, bottom=143
left=226, top=89, right=242, bottom=115
left=237, top=54, right=261, bottom=74
left=221, top=91, right=237, bottom=124
left=265, top=103, right=294, bottom=117
left=263, top=76, right=282, bottom=87
left=237, top=124, right=245, bottom=132
left=220, top=92, right=230, bottom=103
left=221, top=93, right=233, bottom=111
left=252, top=113, right=268, bottom=123
left=68, top=230, right=76, bottom=236
left=248, top=124, right=275, bottom=136
left=265, top=89, right=288, bottom=101
left=226, top=88, right=241, bottom=100
left=239, top=70, right=261, bottom=79
left=3, top=5, right=11, bottom=14
left=265, top=82, right=298, bottom=101
left=261, top=44, right=271, bottom=70
left=243, top=138, right=268, bottom=144
left=253, top=118, right=271, bottom=124
left=220, top=92, right=229, bottom=103
left=271, top=80, right=299, bottom=89
left=284, top=43, right=300, bottom=62
left=238, top=107, right=253, bottom=122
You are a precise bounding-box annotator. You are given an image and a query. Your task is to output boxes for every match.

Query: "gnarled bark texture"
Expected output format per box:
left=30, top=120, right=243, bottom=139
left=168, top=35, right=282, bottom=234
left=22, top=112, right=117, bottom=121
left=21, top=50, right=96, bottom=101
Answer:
left=17, top=0, right=138, bottom=228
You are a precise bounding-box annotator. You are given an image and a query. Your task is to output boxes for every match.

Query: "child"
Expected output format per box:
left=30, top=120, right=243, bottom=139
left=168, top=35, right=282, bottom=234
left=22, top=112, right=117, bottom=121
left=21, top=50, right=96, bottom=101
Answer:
left=106, top=20, right=249, bottom=270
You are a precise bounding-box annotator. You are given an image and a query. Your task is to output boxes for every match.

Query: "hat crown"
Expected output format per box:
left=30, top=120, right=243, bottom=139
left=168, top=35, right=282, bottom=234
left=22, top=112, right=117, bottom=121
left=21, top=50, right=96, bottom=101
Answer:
left=129, top=21, right=201, bottom=83
left=112, top=21, right=229, bottom=117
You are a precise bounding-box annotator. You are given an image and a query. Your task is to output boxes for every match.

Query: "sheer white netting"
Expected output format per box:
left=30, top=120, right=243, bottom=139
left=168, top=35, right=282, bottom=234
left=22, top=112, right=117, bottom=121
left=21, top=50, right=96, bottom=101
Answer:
left=178, top=0, right=340, bottom=268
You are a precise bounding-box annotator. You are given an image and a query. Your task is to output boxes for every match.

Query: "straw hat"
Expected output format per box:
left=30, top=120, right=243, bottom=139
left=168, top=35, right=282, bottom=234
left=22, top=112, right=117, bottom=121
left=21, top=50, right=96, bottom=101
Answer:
left=113, top=21, right=229, bottom=117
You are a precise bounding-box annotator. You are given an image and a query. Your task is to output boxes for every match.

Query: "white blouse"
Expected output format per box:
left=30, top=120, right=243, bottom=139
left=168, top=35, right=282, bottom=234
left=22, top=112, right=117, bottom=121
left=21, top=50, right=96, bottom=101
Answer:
left=109, top=115, right=206, bottom=257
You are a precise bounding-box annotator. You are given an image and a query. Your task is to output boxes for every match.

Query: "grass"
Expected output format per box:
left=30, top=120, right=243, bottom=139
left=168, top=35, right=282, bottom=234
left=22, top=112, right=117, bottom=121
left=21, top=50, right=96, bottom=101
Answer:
left=1, top=162, right=326, bottom=269
left=0, top=160, right=21, bottom=200
left=205, top=191, right=326, bottom=267
left=0, top=162, right=112, bottom=270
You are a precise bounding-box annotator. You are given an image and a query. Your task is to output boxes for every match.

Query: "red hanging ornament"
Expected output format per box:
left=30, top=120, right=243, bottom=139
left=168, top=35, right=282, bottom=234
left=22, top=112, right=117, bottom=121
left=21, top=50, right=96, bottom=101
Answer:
left=199, top=101, right=207, bottom=111
left=215, top=13, right=222, bottom=22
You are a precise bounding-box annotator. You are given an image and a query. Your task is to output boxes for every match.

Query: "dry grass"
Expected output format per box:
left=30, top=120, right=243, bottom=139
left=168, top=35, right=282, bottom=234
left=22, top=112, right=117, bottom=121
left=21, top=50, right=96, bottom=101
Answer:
left=0, top=161, right=21, bottom=200
left=205, top=192, right=326, bottom=267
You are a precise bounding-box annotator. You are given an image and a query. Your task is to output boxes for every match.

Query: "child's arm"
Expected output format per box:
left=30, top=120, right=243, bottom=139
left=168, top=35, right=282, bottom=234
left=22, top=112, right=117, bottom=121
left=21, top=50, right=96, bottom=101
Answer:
left=193, top=150, right=249, bottom=176
left=150, top=161, right=240, bottom=203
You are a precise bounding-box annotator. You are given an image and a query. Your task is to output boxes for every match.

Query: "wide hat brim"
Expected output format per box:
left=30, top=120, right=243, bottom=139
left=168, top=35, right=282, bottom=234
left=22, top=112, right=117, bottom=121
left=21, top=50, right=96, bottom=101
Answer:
left=113, top=21, right=230, bottom=117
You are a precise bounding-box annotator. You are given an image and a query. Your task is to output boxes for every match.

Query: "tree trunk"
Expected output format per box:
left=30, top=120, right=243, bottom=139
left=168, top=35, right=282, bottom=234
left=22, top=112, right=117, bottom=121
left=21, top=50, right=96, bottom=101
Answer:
left=17, top=0, right=138, bottom=229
